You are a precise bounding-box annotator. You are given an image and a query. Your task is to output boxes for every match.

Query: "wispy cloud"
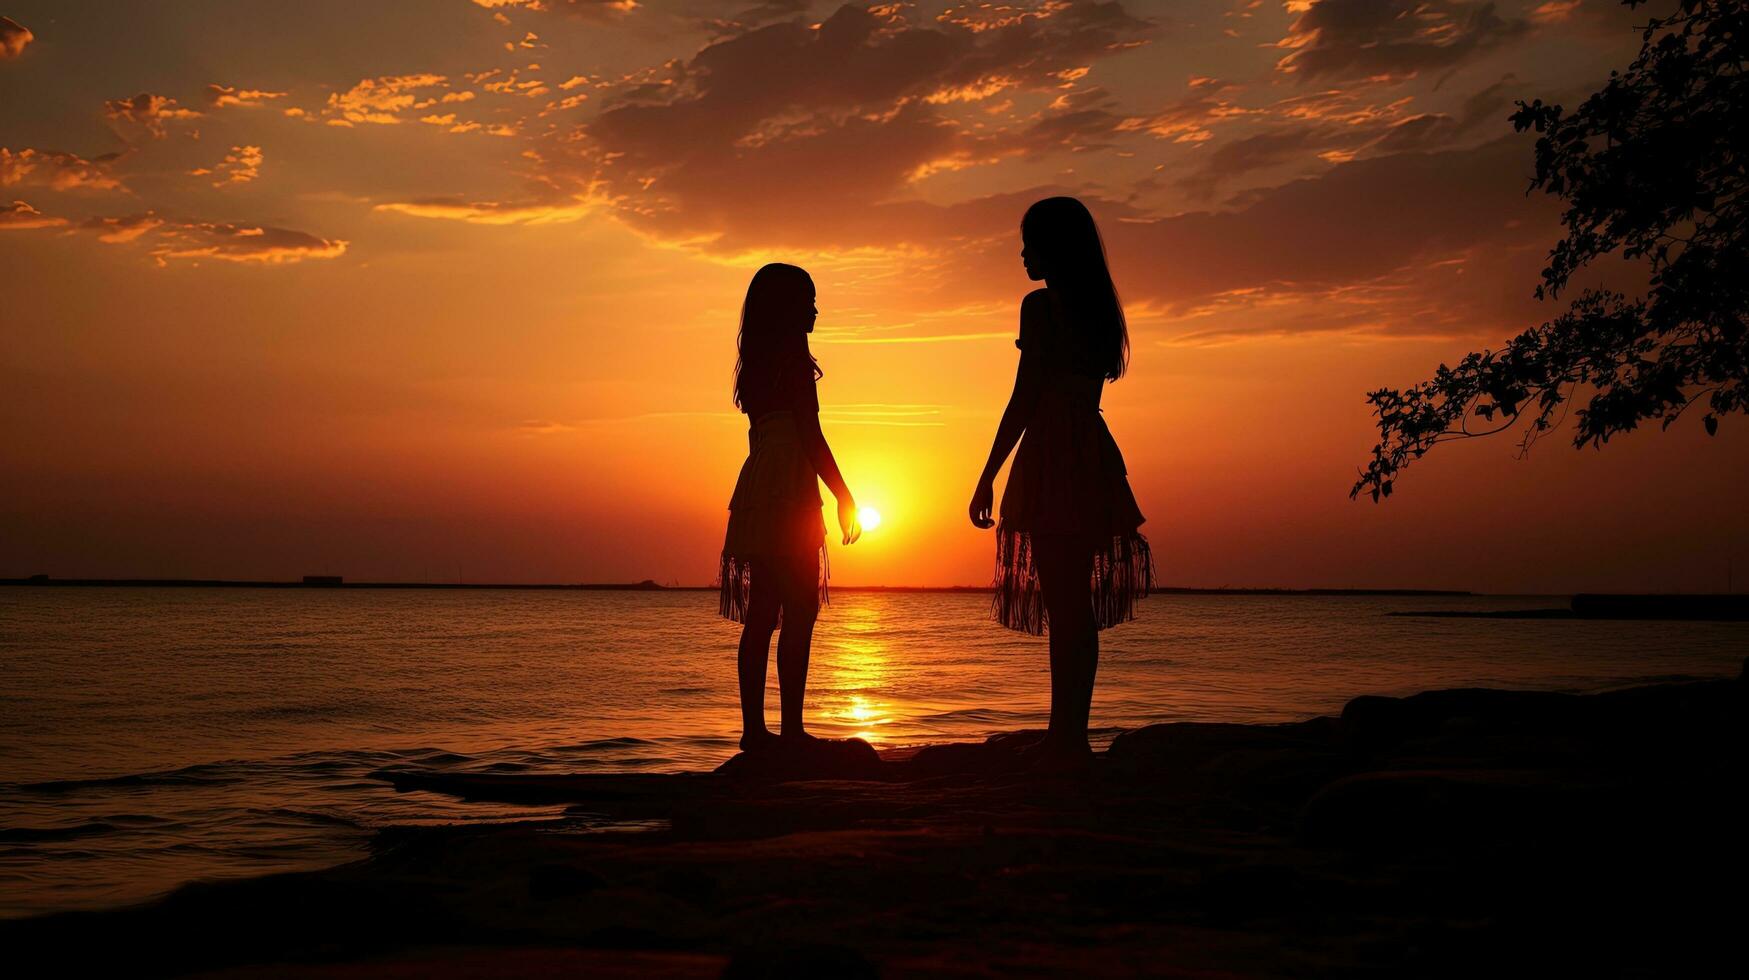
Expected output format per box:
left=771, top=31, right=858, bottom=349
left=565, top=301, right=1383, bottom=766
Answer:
left=0, top=147, right=128, bottom=192
left=103, top=93, right=202, bottom=140
left=190, top=145, right=264, bottom=187
left=472, top=0, right=641, bottom=20
left=822, top=404, right=948, bottom=426
left=1274, top=0, right=1529, bottom=84
left=515, top=410, right=741, bottom=434
left=813, top=330, right=1011, bottom=344
left=374, top=197, right=592, bottom=225
left=0, top=199, right=66, bottom=230
left=324, top=74, right=449, bottom=126
left=822, top=418, right=947, bottom=426
left=68, top=213, right=348, bottom=265
left=0, top=16, right=32, bottom=59
left=205, top=84, right=287, bottom=108
left=147, top=220, right=348, bottom=265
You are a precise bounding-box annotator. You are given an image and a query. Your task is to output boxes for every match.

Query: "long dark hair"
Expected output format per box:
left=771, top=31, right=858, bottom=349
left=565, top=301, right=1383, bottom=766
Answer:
left=1021, top=196, right=1128, bottom=380
left=733, top=262, right=821, bottom=411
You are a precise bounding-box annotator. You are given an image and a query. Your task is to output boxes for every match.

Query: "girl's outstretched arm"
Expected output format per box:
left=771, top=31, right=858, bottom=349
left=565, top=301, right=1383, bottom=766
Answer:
left=970, top=293, right=1048, bottom=528
left=799, top=409, right=860, bottom=545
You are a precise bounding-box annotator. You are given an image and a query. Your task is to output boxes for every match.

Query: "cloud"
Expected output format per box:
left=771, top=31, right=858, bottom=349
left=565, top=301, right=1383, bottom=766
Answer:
left=0, top=147, right=127, bottom=191
left=1158, top=232, right=1554, bottom=345
left=1368, top=74, right=1516, bottom=153
left=590, top=1, right=1153, bottom=148
left=537, top=1, right=1155, bottom=247
left=61, top=212, right=348, bottom=265
left=1174, top=125, right=1345, bottom=198
left=324, top=73, right=450, bottom=125
left=1114, top=77, right=1258, bottom=143
left=471, top=0, right=640, bottom=19
left=80, top=213, right=164, bottom=243
left=1172, top=77, right=1517, bottom=197
left=373, top=197, right=592, bottom=224
left=1274, top=0, right=1529, bottom=84
left=1525, top=0, right=1644, bottom=35
left=205, top=84, right=288, bottom=108
left=936, top=76, right=1257, bottom=168
left=417, top=115, right=519, bottom=136
left=0, top=200, right=66, bottom=230
left=103, top=93, right=203, bottom=139
left=0, top=15, right=32, bottom=58
left=476, top=66, right=549, bottom=99
left=695, top=0, right=814, bottom=36
left=190, top=145, right=264, bottom=187
left=152, top=220, right=348, bottom=265
left=1104, top=135, right=1552, bottom=316
left=1530, top=0, right=1582, bottom=22
left=938, top=1, right=1124, bottom=33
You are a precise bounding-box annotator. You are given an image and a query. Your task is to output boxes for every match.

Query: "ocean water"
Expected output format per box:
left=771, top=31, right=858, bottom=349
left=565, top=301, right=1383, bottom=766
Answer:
left=1, top=587, right=1744, bottom=918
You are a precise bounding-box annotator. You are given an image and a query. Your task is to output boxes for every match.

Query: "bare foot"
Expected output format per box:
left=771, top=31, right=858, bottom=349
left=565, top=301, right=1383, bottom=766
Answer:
left=780, top=729, right=822, bottom=748
left=740, top=729, right=781, bottom=753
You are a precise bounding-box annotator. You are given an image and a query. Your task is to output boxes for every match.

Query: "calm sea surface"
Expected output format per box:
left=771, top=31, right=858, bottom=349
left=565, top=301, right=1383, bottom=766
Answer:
left=2, top=587, right=1744, bottom=918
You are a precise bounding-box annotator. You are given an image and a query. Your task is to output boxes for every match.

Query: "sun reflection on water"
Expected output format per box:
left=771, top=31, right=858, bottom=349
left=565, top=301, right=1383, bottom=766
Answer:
left=820, top=601, right=894, bottom=744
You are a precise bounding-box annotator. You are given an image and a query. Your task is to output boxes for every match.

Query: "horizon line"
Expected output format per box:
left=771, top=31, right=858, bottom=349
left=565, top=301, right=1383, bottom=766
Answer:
left=4, top=575, right=1496, bottom=596
left=7, top=577, right=1741, bottom=599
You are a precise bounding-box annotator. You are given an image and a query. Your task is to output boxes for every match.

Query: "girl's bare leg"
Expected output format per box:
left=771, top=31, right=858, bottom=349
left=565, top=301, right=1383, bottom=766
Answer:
left=774, top=550, right=821, bottom=740
left=1035, top=535, right=1098, bottom=755
left=737, top=561, right=782, bottom=751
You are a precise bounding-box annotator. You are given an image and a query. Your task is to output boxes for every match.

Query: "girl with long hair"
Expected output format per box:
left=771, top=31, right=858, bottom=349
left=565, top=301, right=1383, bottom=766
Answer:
left=720, top=263, right=861, bottom=753
left=968, top=196, right=1153, bottom=768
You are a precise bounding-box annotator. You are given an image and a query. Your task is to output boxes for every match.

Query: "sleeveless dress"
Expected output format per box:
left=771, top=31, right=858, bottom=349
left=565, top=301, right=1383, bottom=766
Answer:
left=717, top=365, right=829, bottom=623
left=993, top=290, right=1153, bottom=634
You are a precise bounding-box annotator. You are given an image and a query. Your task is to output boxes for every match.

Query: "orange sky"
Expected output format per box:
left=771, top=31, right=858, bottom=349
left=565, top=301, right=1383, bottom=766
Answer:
left=2, top=1, right=1744, bottom=592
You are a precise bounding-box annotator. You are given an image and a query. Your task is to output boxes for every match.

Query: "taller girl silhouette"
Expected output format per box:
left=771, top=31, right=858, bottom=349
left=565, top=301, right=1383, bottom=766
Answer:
left=968, top=197, right=1153, bottom=767
left=720, top=263, right=861, bottom=753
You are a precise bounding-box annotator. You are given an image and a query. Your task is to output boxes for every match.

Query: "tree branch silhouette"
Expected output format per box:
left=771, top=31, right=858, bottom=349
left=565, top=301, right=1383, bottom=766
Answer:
left=1353, top=0, right=1747, bottom=502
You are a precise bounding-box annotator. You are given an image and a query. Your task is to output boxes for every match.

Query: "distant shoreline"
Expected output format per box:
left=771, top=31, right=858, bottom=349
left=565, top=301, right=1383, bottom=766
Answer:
left=8, top=579, right=1743, bottom=618
left=0, top=576, right=1475, bottom=596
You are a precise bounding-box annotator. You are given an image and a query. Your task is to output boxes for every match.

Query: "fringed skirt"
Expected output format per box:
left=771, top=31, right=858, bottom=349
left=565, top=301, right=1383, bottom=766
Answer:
left=993, top=396, right=1152, bottom=635
left=718, top=411, right=828, bottom=623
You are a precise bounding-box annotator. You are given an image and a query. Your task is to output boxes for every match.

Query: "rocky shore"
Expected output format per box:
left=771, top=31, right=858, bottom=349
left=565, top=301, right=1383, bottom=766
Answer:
left=7, top=667, right=1744, bottom=977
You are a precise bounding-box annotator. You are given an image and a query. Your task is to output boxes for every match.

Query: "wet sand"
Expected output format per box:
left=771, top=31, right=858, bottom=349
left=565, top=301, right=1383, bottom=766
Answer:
left=6, top=667, right=1744, bottom=977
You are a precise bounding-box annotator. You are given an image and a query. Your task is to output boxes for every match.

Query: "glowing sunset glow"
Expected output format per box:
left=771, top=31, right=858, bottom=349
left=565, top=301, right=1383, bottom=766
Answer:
left=858, top=506, right=883, bottom=532
left=0, top=2, right=1743, bottom=593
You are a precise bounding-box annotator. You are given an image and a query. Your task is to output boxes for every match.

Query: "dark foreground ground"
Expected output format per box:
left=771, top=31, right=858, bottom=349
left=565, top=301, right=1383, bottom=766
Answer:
left=8, top=667, right=1746, bottom=978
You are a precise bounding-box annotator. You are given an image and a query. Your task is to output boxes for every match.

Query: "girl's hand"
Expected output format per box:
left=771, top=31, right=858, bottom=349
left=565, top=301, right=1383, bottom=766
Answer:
left=968, top=478, right=995, bottom=529
left=837, top=496, right=862, bottom=545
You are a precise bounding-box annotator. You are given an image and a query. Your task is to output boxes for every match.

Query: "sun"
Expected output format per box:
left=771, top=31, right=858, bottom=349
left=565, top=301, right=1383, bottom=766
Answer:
left=857, top=505, right=882, bottom=532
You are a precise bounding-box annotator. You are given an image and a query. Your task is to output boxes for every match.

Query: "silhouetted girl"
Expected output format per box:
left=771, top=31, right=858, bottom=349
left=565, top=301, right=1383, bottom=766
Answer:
left=968, top=197, right=1152, bottom=766
left=720, top=263, right=861, bottom=752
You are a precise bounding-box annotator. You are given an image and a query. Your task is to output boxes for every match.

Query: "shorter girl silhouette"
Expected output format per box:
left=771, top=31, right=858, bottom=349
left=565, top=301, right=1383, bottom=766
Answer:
left=719, top=263, right=861, bottom=753
left=969, top=197, right=1153, bottom=768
